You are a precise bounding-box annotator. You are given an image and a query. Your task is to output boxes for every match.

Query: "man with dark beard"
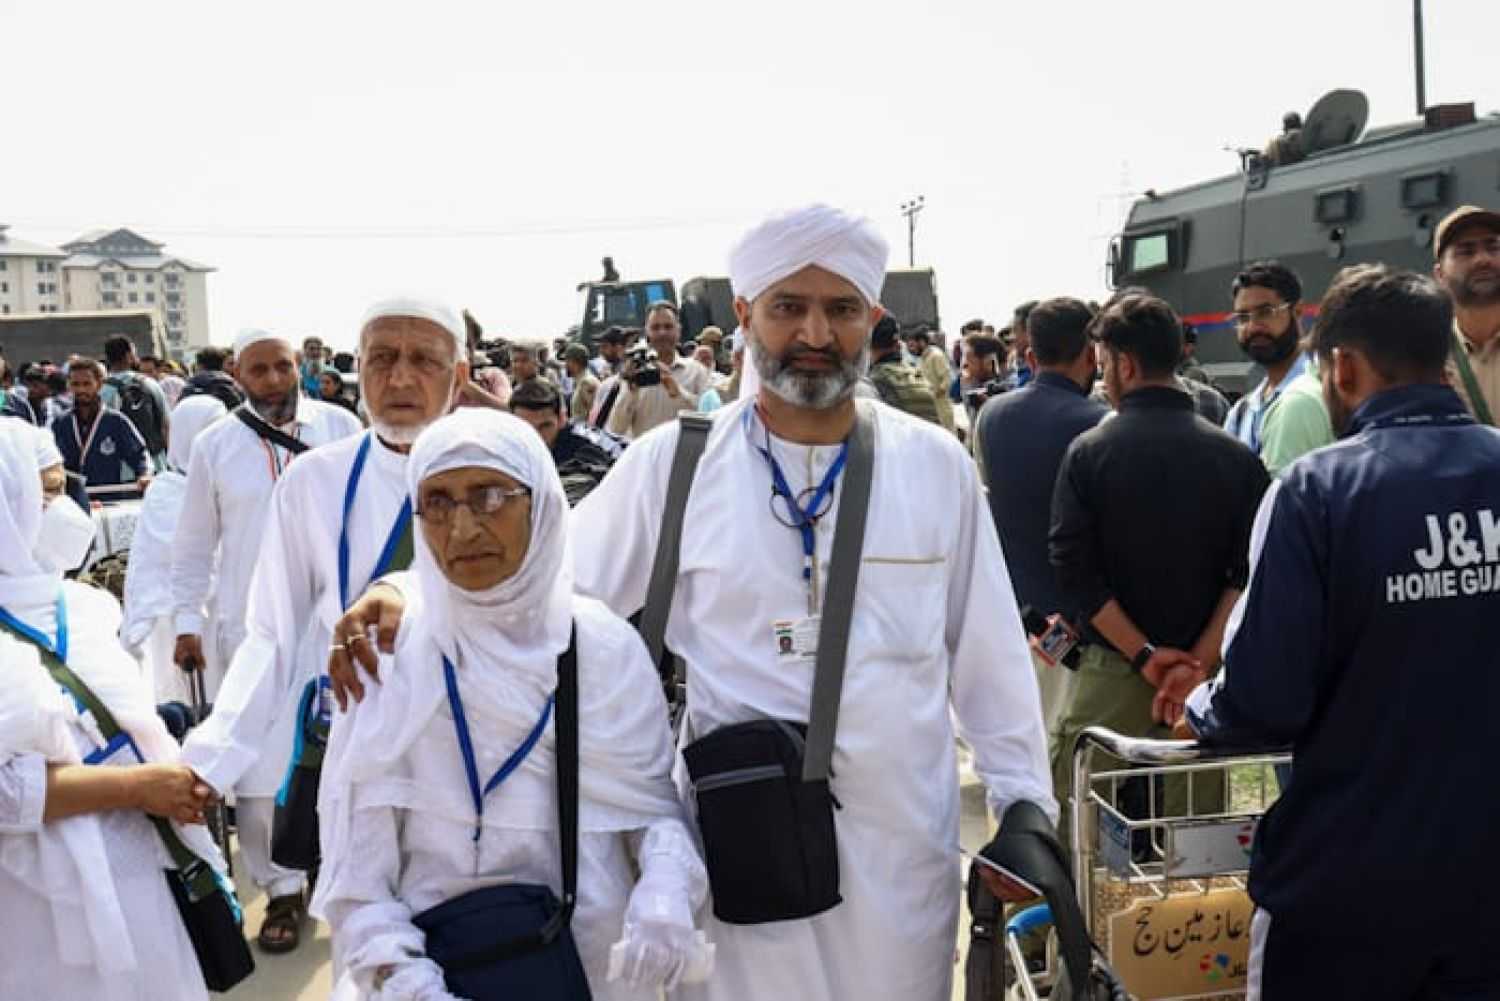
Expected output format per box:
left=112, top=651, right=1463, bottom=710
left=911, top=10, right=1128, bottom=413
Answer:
left=1224, top=261, right=1334, bottom=475
left=169, top=328, right=361, bottom=952
left=1432, top=205, right=1500, bottom=425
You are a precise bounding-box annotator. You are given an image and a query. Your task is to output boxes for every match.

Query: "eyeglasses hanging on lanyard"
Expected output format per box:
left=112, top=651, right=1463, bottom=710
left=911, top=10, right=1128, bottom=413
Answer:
left=756, top=424, right=849, bottom=587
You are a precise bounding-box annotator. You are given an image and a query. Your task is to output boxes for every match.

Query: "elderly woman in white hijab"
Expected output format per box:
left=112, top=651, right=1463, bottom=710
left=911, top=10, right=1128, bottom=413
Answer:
left=313, top=408, right=708, bottom=1001
left=0, top=419, right=234, bottom=1000
left=120, top=393, right=227, bottom=702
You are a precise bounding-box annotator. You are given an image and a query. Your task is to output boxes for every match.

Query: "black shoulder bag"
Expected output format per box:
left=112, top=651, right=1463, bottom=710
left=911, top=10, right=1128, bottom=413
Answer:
left=233, top=403, right=311, bottom=454
left=0, top=620, right=255, bottom=992
left=411, top=625, right=592, bottom=999
left=643, top=405, right=875, bottom=925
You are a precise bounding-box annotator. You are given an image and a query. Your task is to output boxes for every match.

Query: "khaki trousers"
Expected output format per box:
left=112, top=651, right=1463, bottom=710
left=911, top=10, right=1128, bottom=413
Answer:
left=1051, top=645, right=1224, bottom=855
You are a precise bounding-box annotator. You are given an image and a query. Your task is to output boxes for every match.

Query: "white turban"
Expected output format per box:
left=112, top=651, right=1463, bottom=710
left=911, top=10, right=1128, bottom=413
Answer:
left=231, top=328, right=295, bottom=356
left=359, top=296, right=466, bottom=356
left=728, top=203, right=890, bottom=306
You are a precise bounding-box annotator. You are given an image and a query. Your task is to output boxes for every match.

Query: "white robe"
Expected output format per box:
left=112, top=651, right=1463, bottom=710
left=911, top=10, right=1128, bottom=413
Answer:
left=571, top=396, right=1055, bottom=1001
left=314, top=596, right=705, bottom=1001
left=0, top=582, right=221, bottom=1001
left=181, top=428, right=408, bottom=798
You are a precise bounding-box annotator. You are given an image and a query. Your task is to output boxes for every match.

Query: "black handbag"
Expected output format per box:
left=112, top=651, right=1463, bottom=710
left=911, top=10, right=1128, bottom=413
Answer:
left=271, top=677, right=328, bottom=870
left=410, top=627, right=592, bottom=1001
left=1, top=620, right=255, bottom=992
left=643, top=406, right=876, bottom=925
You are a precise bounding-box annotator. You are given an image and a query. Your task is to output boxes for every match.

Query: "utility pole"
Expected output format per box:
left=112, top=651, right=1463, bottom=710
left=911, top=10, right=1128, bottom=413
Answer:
left=1414, top=0, right=1427, bottom=116
left=900, top=196, right=925, bottom=267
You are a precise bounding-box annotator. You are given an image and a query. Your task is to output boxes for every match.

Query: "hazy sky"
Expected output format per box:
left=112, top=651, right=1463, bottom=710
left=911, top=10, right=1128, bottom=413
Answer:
left=5, top=0, right=1498, bottom=350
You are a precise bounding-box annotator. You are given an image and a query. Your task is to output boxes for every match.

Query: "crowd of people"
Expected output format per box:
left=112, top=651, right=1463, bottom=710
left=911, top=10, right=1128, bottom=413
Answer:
left=0, top=198, right=1497, bottom=1001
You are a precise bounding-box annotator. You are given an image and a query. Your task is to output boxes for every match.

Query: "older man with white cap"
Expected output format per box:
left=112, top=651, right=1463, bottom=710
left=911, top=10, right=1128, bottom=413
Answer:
left=329, top=209, right=1054, bottom=1000
left=180, top=303, right=474, bottom=953
left=170, top=326, right=361, bottom=951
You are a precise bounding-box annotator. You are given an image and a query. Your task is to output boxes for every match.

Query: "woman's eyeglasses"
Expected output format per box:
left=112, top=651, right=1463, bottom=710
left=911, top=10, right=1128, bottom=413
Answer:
left=416, top=485, right=530, bottom=524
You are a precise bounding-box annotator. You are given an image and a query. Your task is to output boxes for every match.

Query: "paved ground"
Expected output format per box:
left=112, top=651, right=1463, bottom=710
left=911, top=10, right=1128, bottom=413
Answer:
left=228, top=751, right=993, bottom=1000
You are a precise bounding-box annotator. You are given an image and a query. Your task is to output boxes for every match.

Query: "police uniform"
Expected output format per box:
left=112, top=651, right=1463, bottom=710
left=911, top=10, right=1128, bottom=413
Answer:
left=1189, top=383, right=1500, bottom=999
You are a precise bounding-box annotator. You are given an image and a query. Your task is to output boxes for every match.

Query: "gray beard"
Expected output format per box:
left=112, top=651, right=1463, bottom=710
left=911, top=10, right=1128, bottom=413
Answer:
left=747, top=330, right=869, bottom=410
left=250, top=391, right=297, bottom=426
left=367, top=385, right=455, bottom=446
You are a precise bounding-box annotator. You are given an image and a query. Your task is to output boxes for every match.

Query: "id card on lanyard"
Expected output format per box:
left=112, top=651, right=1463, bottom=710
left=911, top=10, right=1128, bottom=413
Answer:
left=337, top=434, right=415, bottom=610
left=747, top=407, right=850, bottom=662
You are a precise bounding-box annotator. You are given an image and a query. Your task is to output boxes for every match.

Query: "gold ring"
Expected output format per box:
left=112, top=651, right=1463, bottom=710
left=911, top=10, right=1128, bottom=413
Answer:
left=347, top=633, right=367, bottom=646
left=329, top=642, right=346, bottom=652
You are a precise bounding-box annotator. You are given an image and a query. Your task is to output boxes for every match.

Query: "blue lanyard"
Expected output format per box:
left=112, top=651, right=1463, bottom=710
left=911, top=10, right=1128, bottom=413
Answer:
left=337, top=434, right=414, bottom=609
left=0, top=589, right=69, bottom=664
left=756, top=438, right=850, bottom=582
left=442, top=656, right=555, bottom=843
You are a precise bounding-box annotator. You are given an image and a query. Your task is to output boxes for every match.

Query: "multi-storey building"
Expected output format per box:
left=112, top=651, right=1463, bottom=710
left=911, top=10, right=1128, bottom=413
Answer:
left=0, top=224, right=68, bottom=316
left=60, top=227, right=214, bottom=357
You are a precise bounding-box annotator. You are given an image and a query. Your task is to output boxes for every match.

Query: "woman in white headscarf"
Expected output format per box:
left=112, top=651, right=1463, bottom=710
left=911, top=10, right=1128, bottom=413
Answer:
left=313, top=408, right=708, bottom=1001
left=121, top=394, right=227, bottom=701
left=0, top=419, right=233, bottom=1001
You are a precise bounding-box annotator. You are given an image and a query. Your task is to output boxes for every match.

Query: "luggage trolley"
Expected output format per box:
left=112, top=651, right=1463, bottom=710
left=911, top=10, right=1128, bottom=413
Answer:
left=1057, top=727, right=1290, bottom=1001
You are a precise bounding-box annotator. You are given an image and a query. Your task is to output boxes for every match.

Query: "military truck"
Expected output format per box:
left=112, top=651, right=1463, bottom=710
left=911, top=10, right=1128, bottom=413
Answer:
left=0, top=309, right=163, bottom=367
left=879, top=268, right=941, bottom=338
left=1108, top=92, right=1500, bottom=395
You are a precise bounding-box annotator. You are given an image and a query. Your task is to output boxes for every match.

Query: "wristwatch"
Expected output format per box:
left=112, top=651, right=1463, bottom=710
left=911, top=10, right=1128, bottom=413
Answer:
left=1130, top=643, right=1157, bottom=672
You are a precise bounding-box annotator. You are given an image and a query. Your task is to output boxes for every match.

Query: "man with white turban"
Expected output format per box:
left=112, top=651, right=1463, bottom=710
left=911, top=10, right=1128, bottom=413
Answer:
left=171, top=327, right=360, bottom=950
left=0, top=418, right=232, bottom=1000
left=180, top=301, right=472, bottom=953
left=314, top=408, right=708, bottom=1000
left=330, top=207, right=1055, bottom=1001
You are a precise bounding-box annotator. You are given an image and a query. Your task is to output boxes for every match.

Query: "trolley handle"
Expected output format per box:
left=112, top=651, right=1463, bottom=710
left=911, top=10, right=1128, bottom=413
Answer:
left=1074, top=725, right=1289, bottom=767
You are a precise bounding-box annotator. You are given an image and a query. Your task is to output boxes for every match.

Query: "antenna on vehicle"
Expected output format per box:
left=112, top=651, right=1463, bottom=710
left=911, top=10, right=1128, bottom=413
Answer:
left=1413, top=0, right=1427, bottom=115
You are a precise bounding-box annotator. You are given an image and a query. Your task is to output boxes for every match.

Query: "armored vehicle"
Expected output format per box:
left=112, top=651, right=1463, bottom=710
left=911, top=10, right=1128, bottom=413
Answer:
left=1109, top=91, right=1500, bottom=395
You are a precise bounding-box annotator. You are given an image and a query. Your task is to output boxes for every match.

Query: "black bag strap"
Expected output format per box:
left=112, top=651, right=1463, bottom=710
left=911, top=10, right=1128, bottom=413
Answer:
left=233, top=404, right=311, bottom=454
left=639, top=413, right=714, bottom=668
left=541, top=625, right=580, bottom=943
left=802, top=403, right=875, bottom=783
left=0, top=619, right=220, bottom=901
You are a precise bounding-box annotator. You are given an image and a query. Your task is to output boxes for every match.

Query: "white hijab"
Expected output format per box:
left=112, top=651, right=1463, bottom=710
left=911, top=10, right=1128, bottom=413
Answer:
left=166, top=394, right=227, bottom=473
left=316, top=410, right=682, bottom=908
left=121, top=394, right=227, bottom=648
left=0, top=420, right=227, bottom=973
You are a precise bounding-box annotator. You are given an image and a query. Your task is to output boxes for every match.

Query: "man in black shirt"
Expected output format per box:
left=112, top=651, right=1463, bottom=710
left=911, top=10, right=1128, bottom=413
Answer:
left=1049, top=293, right=1267, bottom=842
left=508, top=377, right=625, bottom=505
left=973, top=297, right=1107, bottom=750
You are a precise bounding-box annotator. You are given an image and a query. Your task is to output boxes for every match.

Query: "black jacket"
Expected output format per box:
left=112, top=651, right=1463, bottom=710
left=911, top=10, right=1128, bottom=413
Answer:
left=1049, top=385, right=1268, bottom=650
left=1190, top=384, right=1500, bottom=937
left=973, top=371, right=1108, bottom=618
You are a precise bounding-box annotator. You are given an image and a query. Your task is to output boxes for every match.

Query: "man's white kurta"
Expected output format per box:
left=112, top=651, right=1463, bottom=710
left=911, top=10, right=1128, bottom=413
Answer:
left=182, top=428, right=407, bottom=797
left=571, top=396, right=1055, bottom=1001
left=171, top=398, right=359, bottom=710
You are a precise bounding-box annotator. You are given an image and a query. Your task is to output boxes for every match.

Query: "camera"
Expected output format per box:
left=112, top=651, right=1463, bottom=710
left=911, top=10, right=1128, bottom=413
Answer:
left=964, top=379, right=1008, bottom=413
left=625, top=343, right=661, bottom=387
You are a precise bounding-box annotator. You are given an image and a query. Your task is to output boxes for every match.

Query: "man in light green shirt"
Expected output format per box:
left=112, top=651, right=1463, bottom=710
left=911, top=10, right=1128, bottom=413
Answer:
left=903, top=326, right=956, bottom=433
left=1222, top=261, right=1335, bottom=476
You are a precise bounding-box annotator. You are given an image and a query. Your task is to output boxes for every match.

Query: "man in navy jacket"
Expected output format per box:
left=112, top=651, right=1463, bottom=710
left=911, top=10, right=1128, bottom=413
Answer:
left=1179, top=265, right=1500, bottom=999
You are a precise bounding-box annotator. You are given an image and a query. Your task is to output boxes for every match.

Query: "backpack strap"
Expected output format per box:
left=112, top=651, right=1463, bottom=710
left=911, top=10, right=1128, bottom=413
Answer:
left=639, top=413, right=714, bottom=669
left=233, top=405, right=311, bottom=454
left=1452, top=332, right=1495, bottom=426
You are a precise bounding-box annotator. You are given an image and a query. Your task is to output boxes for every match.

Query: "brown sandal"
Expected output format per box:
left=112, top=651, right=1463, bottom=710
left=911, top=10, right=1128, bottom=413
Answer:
left=257, top=893, right=306, bottom=954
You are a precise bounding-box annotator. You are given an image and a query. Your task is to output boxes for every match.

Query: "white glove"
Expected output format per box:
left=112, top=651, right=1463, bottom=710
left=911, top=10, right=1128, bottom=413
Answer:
left=616, top=915, right=696, bottom=990
left=615, top=870, right=697, bottom=990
